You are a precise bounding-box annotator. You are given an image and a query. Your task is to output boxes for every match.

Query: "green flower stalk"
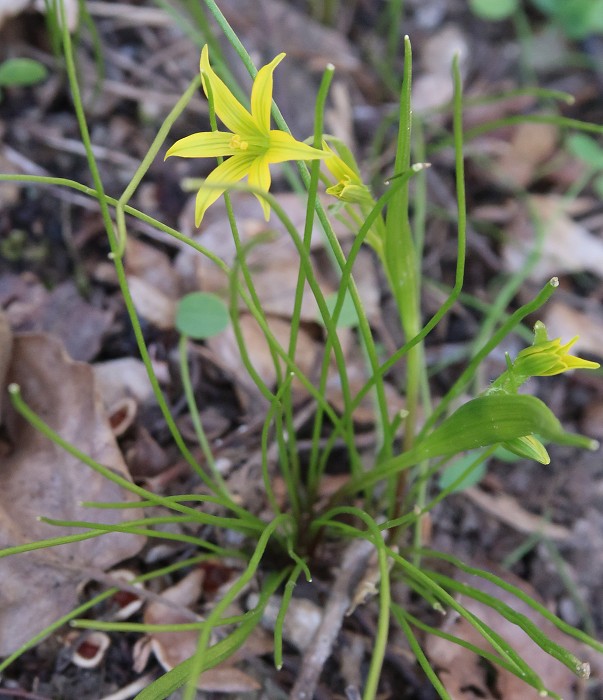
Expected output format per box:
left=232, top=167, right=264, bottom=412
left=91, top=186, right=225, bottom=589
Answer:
left=166, top=45, right=330, bottom=225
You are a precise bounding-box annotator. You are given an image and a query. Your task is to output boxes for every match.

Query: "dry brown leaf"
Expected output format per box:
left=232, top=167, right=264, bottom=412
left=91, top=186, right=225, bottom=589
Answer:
left=425, top=569, right=582, bottom=699
left=0, top=0, right=78, bottom=31
left=495, top=122, right=558, bottom=188
left=125, top=237, right=181, bottom=299
left=503, top=195, right=603, bottom=280
left=146, top=568, right=206, bottom=673
left=192, top=667, right=260, bottom=693
left=206, top=313, right=319, bottom=409
left=0, top=333, right=144, bottom=656
left=413, top=26, right=469, bottom=113
left=542, top=301, right=603, bottom=361
left=464, top=487, right=571, bottom=542
left=93, top=357, right=156, bottom=408
left=3, top=279, right=113, bottom=362
left=127, top=275, right=176, bottom=330
left=146, top=569, right=260, bottom=692
left=176, top=192, right=346, bottom=322
left=223, top=0, right=359, bottom=69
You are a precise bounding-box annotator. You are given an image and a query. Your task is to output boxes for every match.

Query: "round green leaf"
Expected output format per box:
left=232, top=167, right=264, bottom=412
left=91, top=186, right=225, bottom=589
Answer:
left=469, top=0, right=518, bottom=21
left=175, top=292, right=229, bottom=339
left=321, top=290, right=359, bottom=329
left=0, top=58, right=48, bottom=87
left=566, top=133, right=603, bottom=170
left=439, top=453, right=487, bottom=493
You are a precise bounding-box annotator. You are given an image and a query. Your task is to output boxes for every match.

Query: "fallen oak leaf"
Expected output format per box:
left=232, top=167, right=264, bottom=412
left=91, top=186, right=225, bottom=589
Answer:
left=0, top=333, right=144, bottom=656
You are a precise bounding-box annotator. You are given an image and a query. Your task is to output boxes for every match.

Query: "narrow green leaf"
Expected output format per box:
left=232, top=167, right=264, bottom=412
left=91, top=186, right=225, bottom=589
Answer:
left=415, top=394, right=597, bottom=462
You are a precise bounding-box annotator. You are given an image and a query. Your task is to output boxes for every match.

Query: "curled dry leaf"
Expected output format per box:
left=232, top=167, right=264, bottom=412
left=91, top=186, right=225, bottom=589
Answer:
left=93, top=357, right=155, bottom=408
left=347, top=545, right=395, bottom=616
left=69, top=631, right=111, bottom=669
left=107, top=396, right=138, bottom=437
left=108, top=569, right=145, bottom=620
left=145, top=568, right=206, bottom=673
left=0, top=333, right=144, bottom=656
left=145, top=568, right=260, bottom=692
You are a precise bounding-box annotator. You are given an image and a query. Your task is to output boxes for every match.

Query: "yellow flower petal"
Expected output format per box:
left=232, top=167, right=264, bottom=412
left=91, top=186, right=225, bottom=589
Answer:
left=248, top=154, right=272, bottom=220
left=266, top=131, right=329, bottom=163
left=200, top=45, right=256, bottom=137
left=250, top=53, right=285, bottom=134
left=194, top=154, right=255, bottom=226
left=322, top=141, right=359, bottom=183
left=165, top=131, right=236, bottom=159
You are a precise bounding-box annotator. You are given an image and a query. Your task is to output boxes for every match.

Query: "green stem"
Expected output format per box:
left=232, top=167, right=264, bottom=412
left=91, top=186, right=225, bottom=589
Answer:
left=409, top=53, right=466, bottom=551
left=178, top=335, right=232, bottom=498
left=57, top=0, right=218, bottom=491
left=114, top=74, right=201, bottom=256
left=384, top=37, right=421, bottom=521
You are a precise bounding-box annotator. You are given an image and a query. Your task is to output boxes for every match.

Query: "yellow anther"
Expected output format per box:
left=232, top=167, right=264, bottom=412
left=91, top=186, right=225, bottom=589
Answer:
left=229, top=134, right=249, bottom=150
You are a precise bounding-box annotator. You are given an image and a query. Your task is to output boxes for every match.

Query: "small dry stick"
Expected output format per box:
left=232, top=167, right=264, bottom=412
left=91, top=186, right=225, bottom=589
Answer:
left=289, top=538, right=375, bottom=700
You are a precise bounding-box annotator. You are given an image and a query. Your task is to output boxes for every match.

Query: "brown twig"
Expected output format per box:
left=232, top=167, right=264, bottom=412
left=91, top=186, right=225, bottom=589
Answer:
left=289, top=538, right=374, bottom=700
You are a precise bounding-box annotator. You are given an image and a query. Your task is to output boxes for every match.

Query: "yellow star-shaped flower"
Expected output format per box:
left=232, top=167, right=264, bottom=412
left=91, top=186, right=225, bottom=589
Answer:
left=514, top=322, right=600, bottom=378
left=488, top=321, right=600, bottom=395
left=166, top=45, right=330, bottom=225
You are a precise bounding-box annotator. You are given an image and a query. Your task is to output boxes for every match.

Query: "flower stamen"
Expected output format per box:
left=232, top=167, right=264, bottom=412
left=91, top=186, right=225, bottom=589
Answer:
left=229, top=134, right=249, bottom=151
